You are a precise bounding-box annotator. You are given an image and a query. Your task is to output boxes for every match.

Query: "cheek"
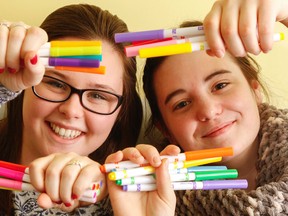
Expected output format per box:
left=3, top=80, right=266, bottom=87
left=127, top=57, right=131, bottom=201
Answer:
left=22, top=91, right=53, bottom=125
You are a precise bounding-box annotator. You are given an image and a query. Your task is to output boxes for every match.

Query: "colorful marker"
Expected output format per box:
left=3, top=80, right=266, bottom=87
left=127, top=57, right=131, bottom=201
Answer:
left=40, top=41, right=102, bottom=48
left=116, top=169, right=238, bottom=185
left=115, top=26, right=205, bottom=43
left=101, top=147, right=232, bottom=173
left=125, top=35, right=206, bottom=57
left=49, top=65, right=106, bottom=74
left=0, top=160, right=29, bottom=174
left=122, top=179, right=248, bottom=191
left=108, top=157, right=222, bottom=180
left=139, top=32, right=285, bottom=58
left=38, top=46, right=102, bottom=57
left=0, top=167, right=30, bottom=182
left=39, top=57, right=100, bottom=68
left=169, top=166, right=227, bottom=175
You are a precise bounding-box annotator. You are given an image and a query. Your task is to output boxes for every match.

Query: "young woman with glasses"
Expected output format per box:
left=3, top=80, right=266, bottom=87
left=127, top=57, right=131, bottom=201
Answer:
left=0, top=4, right=143, bottom=215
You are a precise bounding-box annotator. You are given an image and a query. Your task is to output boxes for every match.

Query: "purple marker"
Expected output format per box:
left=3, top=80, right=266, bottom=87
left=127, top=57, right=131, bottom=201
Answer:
left=40, top=57, right=100, bottom=68
left=115, top=26, right=205, bottom=43
left=122, top=179, right=248, bottom=192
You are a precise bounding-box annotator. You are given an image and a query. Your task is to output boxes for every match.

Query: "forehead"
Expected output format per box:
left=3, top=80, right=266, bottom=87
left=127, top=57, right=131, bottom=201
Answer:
left=155, top=52, right=240, bottom=82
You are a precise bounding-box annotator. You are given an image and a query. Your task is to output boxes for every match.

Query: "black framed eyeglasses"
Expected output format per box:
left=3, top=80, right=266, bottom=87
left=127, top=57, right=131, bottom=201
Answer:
left=32, top=75, right=123, bottom=115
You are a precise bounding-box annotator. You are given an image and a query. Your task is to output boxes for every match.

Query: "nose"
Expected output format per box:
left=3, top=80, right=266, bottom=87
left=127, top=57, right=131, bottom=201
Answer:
left=58, top=93, right=84, bottom=119
left=195, top=97, right=222, bottom=122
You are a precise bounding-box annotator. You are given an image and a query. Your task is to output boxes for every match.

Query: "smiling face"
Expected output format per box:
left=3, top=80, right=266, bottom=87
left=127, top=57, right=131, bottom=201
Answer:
left=153, top=51, right=262, bottom=161
left=21, top=40, right=124, bottom=163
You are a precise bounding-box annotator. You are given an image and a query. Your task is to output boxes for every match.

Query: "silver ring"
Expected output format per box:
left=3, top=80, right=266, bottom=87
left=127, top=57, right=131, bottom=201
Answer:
left=66, top=160, right=82, bottom=169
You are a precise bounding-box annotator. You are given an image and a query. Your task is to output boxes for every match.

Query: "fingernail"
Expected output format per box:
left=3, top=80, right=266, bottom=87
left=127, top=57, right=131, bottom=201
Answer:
left=71, top=194, right=78, bottom=200
left=64, top=202, right=71, bottom=207
left=54, top=201, right=62, bottom=204
left=153, top=156, right=161, bottom=166
left=8, top=67, right=16, bottom=74
left=30, top=55, right=38, bottom=65
left=0, top=68, right=4, bottom=73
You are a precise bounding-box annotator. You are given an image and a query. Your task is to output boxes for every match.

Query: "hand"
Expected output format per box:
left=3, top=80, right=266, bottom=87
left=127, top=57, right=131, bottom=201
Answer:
left=106, top=144, right=180, bottom=216
left=28, top=152, right=106, bottom=212
left=203, top=0, right=288, bottom=57
left=0, top=21, right=48, bottom=92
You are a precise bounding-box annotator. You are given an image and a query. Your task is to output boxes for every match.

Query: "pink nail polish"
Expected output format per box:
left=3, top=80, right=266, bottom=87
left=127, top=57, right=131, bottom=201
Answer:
left=30, top=55, right=38, bottom=65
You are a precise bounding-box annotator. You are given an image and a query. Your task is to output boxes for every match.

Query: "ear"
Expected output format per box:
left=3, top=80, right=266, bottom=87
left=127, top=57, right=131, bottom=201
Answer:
left=251, top=80, right=263, bottom=105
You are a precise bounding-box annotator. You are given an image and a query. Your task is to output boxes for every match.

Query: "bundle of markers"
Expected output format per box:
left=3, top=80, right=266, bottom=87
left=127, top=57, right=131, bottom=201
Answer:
left=101, top=147, right=249, bottom=192
left=38, top=40, right=105, bottom=74
left=0, top=160, right=102, bottom=203
left=114, top=25, right=285, bottom=58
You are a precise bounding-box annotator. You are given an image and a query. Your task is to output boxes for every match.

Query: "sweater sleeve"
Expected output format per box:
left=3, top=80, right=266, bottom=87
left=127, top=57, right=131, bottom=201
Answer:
left=0, top=85, right=22, bottom=105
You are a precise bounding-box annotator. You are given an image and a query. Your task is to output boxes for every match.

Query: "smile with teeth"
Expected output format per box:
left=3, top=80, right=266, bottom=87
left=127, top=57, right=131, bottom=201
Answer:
left=50, top=123, right=82, bottom=139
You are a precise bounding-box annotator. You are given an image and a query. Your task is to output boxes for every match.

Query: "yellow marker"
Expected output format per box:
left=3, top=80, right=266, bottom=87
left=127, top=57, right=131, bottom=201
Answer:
left=108, top=166, right=155, bottom=181
left=50, top=40, right=102, bottom=47
left=139, top=41, right=208, bottom=58
left=50, top=46, right=102, bottom=57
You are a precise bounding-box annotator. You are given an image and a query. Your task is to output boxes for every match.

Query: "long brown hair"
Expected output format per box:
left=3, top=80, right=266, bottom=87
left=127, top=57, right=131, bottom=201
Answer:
left=0, top=4, right=142, bottom=214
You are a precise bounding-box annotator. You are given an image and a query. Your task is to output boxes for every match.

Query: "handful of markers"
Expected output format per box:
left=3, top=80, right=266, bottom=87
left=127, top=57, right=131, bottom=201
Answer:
left=0, top=160, right=102, bottom=203
left=114, top=25, right=285, bottom=58
left=101, top=147, right=249, bottom=192
left=38, top=40, right=105, bottom=74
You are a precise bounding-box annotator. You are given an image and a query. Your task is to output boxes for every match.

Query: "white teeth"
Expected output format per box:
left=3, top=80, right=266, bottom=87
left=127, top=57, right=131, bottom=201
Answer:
left=50, top=123, right=81, bottom=139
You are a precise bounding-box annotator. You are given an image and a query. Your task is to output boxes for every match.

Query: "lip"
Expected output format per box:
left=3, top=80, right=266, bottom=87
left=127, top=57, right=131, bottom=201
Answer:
left=202, top=121, right=236, bottom=138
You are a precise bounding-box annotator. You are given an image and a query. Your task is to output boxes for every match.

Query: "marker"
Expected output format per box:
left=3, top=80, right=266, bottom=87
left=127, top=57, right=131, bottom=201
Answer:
left=125, top=35, right=206, bottom=57
left=39, top=57, right=100, bottom=68
left=169, top=166, right=227, bottom=175
left=0, top=178, right=97, bottom=202
left=38, top=46, right=102, bottom=57
left=139, top=33, right=285, bottom=58
left=101, top=147, right=232, bottom=173
left=114, top=26, right=205, bottom=43
left=40, top=41, right=102, bottom=49
left=108, top=157, right=222, bottom=180
left=48, top=65, right=106, bottom=74
left=0, top=167, right=30, bottom=182
left=116, top=169, right=238, bottom=185
left=0, top=160, right=29, bottom=174
left=122, top=179, right=248, bottom=191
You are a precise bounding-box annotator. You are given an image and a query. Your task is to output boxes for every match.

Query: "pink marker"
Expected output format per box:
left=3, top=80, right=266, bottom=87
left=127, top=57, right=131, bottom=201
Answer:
left=0, top=167, right=30, bottom=182
left=0, top=160, right=29, bottom=174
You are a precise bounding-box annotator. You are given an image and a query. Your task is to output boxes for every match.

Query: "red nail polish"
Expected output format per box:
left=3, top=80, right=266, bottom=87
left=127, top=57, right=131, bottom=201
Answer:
left=8, top=68, right=16, bottom=74
left=64, top=203, right=72, bottom=207
left=0, top=68, right=4, bottom=73
left=30, top=55, right=38, bottom=65
left=54, top=201, right=62, bottom=204
left=71, top=194, right=78, bottom=200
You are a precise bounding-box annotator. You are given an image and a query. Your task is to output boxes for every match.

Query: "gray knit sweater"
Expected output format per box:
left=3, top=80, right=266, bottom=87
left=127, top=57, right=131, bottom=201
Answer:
left=175, top=103, right=288, bottom=216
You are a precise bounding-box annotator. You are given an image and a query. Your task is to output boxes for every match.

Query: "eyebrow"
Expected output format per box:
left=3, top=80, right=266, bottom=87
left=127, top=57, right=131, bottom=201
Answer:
left=164, top=70, right=231, bottom=105
left=45, top=69, right=118, bottom=93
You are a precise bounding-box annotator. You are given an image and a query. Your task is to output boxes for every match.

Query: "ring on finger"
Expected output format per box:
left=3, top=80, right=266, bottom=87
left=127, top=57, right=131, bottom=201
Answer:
left=66, top=160, right=82, bottom=169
